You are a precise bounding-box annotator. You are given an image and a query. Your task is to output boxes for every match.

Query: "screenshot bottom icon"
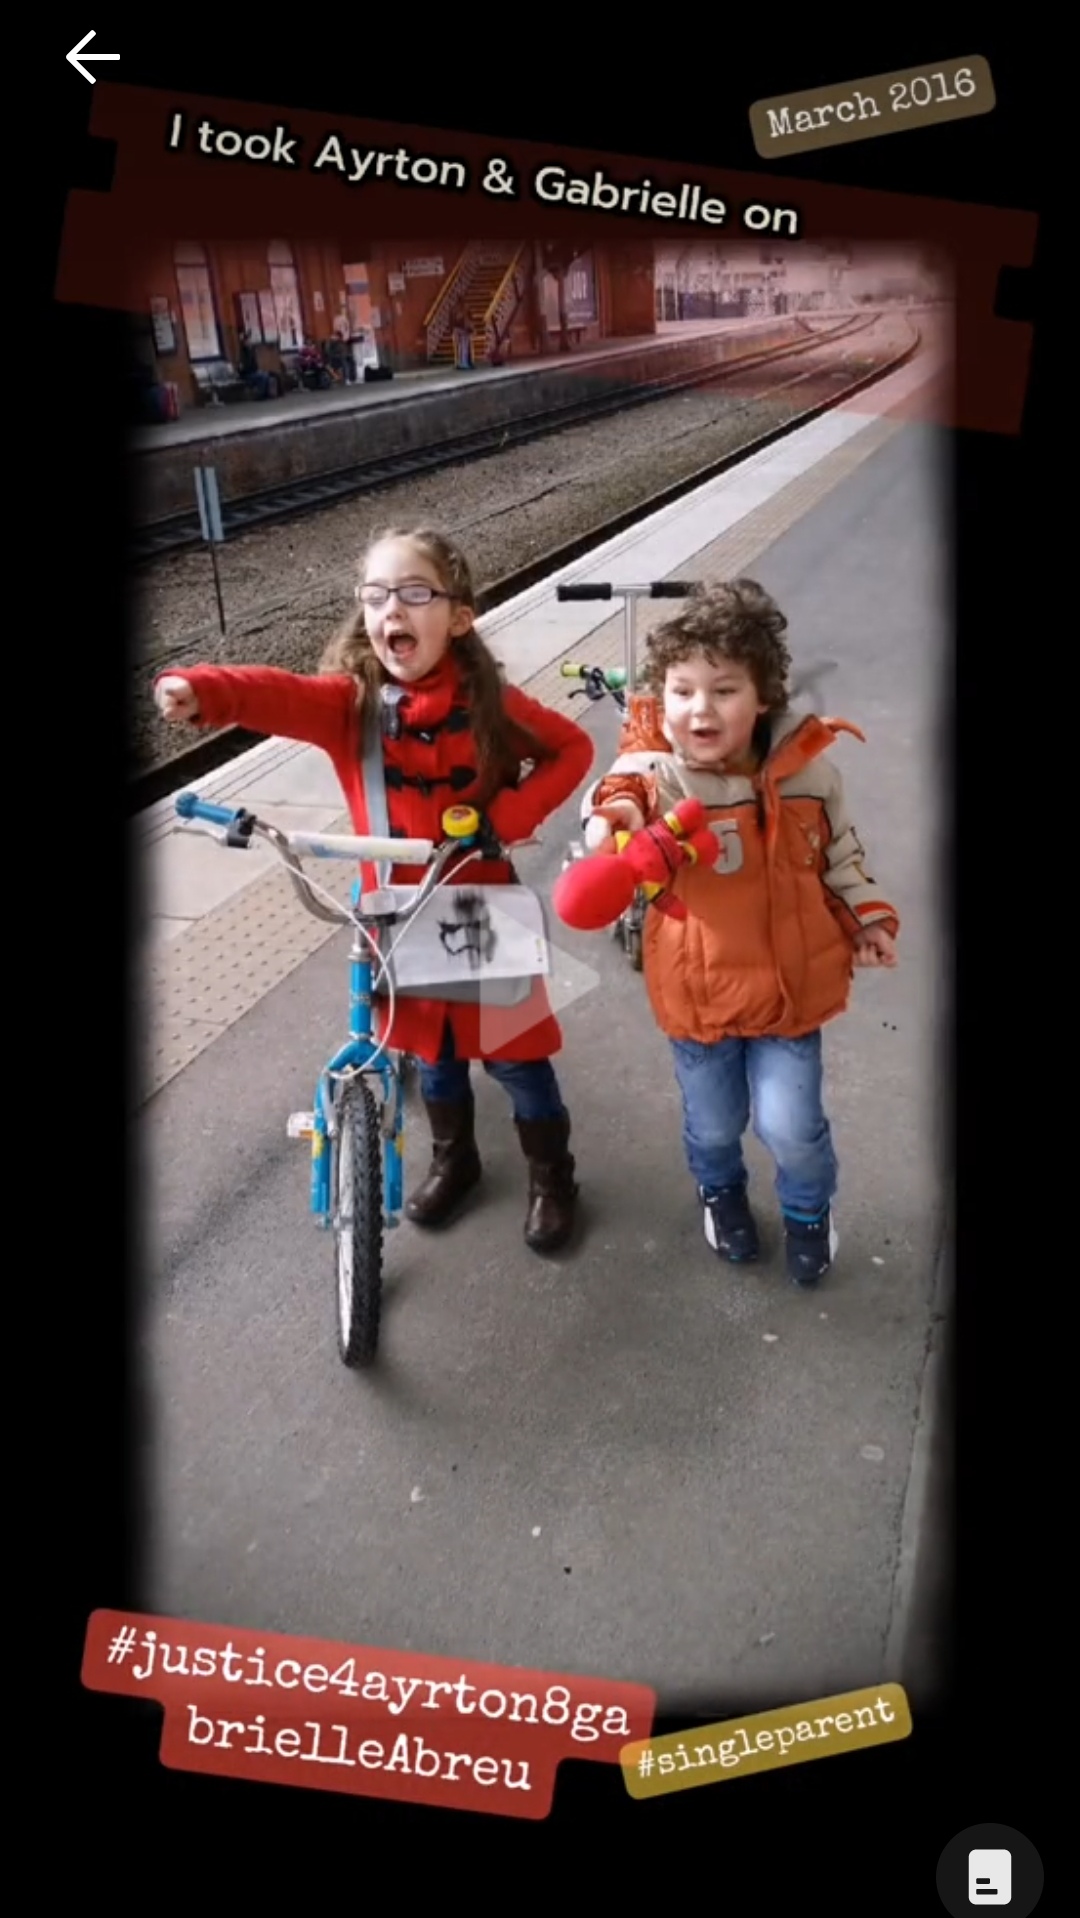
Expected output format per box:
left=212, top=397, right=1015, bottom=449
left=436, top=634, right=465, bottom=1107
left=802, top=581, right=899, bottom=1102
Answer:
left=936, top=1825, right=1042, bottom=1916
left=969, top=1850, right=1011, bottom=1903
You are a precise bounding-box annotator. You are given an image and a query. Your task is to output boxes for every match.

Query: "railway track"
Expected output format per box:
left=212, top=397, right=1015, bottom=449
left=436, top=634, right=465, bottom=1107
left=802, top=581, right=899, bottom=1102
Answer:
left=129, top=314, right=880, bottom=565
left=131, top=316, right=920, bottom=816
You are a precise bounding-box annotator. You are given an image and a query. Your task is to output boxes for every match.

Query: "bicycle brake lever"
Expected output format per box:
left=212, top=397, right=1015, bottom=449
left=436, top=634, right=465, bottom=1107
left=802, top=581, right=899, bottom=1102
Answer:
left=176, top=819, right=243, bottom=847
left=474, top=817, right=504, bottom=861
left=225, top=811, right=256, bottom=848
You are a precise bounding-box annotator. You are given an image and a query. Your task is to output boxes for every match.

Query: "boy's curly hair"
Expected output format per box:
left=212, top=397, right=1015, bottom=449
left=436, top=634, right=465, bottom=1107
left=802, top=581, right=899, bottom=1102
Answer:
left=643, top=579, right=792, bottom=712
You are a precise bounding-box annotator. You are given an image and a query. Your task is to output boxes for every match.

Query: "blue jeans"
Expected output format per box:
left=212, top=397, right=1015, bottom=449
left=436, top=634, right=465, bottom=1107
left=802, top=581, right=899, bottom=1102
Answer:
left=669, top=1031, right=838, bottom=1219
left=417, top=1020, right=566, bottom=1123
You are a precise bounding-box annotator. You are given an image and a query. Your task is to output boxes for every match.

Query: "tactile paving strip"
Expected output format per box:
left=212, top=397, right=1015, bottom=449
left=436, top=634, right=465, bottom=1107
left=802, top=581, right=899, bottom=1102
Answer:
left=144, top=408, right=902, bottom=1104
left=142, top=811, right=356, bottom=1098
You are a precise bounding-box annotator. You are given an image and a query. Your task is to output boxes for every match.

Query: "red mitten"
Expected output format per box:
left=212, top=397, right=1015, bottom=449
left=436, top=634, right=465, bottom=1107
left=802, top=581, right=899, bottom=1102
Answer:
left=553, top=854, right=637, bottom=931
left=553, top=797, right=715, bottom=932
left=618, top=797, right=713, bottom=888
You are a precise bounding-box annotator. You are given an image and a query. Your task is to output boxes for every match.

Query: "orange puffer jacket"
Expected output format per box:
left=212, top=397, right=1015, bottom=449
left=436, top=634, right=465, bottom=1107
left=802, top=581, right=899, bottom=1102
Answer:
left=588, top=700, right=899, bottom=1044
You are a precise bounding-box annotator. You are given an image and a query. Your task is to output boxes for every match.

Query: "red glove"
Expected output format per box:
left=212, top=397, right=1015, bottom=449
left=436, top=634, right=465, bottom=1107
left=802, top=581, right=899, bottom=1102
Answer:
left=553, top=854, right=638, bottom=930
left=615, top=797, right=715, bottom=887
left=554, top=797, right=716, bottom=931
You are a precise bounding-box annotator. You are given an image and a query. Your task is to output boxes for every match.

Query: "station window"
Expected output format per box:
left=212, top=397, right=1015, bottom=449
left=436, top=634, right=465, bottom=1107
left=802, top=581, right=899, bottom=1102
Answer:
left=173, top=243, right=221, bottom=361
left=268, top=240, right=303, bottom=350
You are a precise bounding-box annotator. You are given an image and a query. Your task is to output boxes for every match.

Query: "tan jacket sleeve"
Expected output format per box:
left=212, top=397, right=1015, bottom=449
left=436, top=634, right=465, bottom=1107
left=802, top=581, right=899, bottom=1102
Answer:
left=819, top=764, right=900, bottom=940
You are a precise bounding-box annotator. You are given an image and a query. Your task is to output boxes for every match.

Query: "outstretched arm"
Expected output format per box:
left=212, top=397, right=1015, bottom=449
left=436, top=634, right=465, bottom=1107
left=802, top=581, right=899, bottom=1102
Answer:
left=585, top=699, right=670, bottom=841
left=581, top=750, right=676, bottom=846
left=154, top=665, right=360, bottom=757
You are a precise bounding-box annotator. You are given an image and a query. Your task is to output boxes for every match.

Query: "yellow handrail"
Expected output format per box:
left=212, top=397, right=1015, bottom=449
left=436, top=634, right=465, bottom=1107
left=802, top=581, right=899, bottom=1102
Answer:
left=482, top=244, right=527, bottom=326
left=423, top=250, right=471, bottom=331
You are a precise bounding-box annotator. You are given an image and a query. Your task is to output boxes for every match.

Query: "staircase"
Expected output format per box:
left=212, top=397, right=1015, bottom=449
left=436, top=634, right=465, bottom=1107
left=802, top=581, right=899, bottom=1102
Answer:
left=425, top=243, right=530, bottom=365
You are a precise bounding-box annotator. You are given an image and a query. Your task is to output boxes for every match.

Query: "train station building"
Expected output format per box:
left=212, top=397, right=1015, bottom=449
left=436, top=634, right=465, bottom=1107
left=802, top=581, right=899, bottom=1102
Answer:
left=129, top=237, right=657, bottom=417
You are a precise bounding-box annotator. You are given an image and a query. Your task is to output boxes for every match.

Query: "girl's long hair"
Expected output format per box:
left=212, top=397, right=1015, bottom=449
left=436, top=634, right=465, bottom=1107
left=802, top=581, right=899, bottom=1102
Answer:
left=321, top=525, right=553, bottom=807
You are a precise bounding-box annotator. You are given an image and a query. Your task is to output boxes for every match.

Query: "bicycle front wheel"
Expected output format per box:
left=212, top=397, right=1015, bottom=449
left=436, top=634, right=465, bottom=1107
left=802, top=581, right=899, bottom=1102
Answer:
left=333, top=1078, right=383, bottom=1367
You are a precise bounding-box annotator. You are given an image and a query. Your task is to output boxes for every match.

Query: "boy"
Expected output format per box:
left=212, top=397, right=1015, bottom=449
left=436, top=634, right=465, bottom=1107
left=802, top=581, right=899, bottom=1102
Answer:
left=553, top=579, right=898, bottom=1286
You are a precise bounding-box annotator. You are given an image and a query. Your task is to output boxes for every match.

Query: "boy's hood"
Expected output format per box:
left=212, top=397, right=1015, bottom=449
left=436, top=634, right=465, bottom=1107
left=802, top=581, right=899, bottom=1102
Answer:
left=759, top=705, right=866, bottom=778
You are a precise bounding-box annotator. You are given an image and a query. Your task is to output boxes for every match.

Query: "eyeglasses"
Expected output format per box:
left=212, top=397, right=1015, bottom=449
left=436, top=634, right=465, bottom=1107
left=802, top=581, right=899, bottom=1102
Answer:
left=355, top=584, right=454, bottom=607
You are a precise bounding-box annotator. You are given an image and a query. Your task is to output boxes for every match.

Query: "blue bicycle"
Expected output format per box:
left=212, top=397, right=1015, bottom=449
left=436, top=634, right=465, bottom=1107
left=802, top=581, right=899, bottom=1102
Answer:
left=173, top=791, right=504, bottom=1369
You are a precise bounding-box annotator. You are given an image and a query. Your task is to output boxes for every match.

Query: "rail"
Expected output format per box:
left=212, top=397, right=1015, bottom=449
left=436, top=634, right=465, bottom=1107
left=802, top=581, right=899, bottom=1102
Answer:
left=132, top=314, right=921, bottom=813
left=131, top=311, right=886, bottom=562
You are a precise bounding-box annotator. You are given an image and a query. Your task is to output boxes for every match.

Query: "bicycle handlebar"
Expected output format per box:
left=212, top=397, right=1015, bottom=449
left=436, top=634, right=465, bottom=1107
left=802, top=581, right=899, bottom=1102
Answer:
left=560, top=661, right=627, bottom=690
left=176, top=795, right=244, bottom=830
left=174, top=791, right=434, bottom=866
left=173, top=792, right=503, bottom=929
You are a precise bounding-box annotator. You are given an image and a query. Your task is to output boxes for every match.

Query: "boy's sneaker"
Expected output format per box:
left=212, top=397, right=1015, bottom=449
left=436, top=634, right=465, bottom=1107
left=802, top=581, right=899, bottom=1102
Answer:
left=782, top=1208, right=838, bottom=1287
left=700, top=1184, right=759, bottom=1263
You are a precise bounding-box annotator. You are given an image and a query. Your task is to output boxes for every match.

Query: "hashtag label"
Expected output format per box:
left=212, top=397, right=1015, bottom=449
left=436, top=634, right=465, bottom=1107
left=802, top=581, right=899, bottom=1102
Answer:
left=621, top=1684, right=912, bottom=1798
left=81, top=1608, right=658, bottom=1824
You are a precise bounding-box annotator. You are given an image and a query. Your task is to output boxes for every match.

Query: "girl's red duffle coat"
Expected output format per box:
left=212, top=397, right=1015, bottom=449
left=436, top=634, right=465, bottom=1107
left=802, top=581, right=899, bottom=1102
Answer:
left=164, top=652, right=595, bottom=1063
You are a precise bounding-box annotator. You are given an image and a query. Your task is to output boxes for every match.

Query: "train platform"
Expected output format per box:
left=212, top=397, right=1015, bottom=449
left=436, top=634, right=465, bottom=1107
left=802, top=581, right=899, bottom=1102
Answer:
left=130, top=312, right=842, bottom=525
left=138, top=330, right=948, bottom=1717
left=131, top=317, right=827, bottom=451
left=136, top=333, right=941, bottom=1093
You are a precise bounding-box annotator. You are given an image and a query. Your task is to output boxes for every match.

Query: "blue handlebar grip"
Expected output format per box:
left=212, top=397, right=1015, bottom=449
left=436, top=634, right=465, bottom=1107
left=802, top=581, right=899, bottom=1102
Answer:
left=175, top=791, right=240, bottom=827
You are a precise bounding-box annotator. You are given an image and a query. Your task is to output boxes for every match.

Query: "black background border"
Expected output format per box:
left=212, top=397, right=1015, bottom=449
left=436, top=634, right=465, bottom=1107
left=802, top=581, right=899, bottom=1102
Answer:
left=42, top=35, right=1052, bottom=1883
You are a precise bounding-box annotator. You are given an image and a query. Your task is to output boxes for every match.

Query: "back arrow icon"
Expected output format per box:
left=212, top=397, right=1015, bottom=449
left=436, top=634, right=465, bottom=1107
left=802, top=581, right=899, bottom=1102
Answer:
left=67, top=31, right=120, bottom=82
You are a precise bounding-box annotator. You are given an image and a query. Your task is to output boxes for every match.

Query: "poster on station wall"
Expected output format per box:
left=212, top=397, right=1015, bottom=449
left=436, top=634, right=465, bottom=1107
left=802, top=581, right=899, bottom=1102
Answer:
left=270, top=264, right=303, bottom=349
left=542, top=251, right=597, bottom=332
left=236, top=291, right=262, bottom=342
left=256, top=289, right=278, bottom=343
left=174, top=265, right=221, bottom=359
left=343, top=262, right=373, bottom=339
left=149, top=296, right=176, bottom=356
left=341, top=262, right=379, bottom=365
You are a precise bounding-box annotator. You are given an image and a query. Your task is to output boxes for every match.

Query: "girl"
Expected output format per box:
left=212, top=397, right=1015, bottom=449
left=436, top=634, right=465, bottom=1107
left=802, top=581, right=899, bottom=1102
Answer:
left=154, top=525, right=595, bottom=1254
